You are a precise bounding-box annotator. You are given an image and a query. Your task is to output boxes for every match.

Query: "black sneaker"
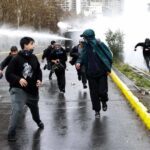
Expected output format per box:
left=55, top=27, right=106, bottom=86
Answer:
left=60, top=89, right=65, bottom=93
left=37, top=122, right=44, bottom=129
left=78, top=76, right=81, bottom=81
left=43, top=64, right=47, bottom=70
left=8, top=133, right=16, bottom=142
left=83, top=84, right=87, bottom=89
left=95, top=111, right=100, bottom=118
left=102, top=102, right=107, bottom=111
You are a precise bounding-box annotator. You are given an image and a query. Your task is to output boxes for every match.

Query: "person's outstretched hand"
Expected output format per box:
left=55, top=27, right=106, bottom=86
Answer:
left=75, top=63, right=80, bottom=70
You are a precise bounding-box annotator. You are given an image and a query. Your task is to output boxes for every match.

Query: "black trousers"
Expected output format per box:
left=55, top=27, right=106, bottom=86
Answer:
left=55, top=69, right=66, bottom=91
left=77, top=65, right=87, bottom=85
left=47, top=61, right=54, bottom=79
left=26, top=98, right=41, bottom=124
left=88, top=75, right=108, bottom=112
left=144, top=55, right=150, bottom=71
left=49, top=70, right=53, bottom=79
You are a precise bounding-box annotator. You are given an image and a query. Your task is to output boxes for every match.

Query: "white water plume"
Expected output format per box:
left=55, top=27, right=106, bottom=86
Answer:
left=61, top=0, right=150, bottom=70
left=0, top=26, right=71, bottom=53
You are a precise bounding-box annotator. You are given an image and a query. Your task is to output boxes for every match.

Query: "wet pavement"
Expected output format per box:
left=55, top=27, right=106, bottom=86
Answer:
left=0, top=63, right=150, bottom=150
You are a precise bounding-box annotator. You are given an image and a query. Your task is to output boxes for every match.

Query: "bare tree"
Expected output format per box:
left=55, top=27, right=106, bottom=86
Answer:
left=0, top=0, right=66, bottom=32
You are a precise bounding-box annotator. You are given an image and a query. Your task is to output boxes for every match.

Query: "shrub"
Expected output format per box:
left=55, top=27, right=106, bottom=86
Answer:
left=105, top=29, right=124, bottom=63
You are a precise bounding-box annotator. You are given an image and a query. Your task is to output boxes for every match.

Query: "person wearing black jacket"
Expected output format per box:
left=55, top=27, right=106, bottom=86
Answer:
left=5, top=37, right=44, bottom=142
left=0, top=46, right=18, bottom=79
left=42, top=40, right=56, bottom=80
left=50, top=43, right=67, bottom=93
left=70, top=40, right=87, bottom=89
left=134, top=38, right=150, bottom=72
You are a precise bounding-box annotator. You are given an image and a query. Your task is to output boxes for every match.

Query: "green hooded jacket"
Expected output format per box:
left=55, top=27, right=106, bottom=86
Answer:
left=78, top=29, right=113, bottom=73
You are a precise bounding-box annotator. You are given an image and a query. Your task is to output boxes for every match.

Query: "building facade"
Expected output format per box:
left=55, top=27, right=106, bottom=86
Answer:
left=57, top=0, right=72, bottom=11
left=102, top=0, right=123, bottom=16
left=57, top=0, right=123, bottom=16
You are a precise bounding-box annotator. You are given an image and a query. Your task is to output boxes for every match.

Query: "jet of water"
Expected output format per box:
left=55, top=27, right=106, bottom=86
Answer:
left=0, top=26, right=71, bottom=53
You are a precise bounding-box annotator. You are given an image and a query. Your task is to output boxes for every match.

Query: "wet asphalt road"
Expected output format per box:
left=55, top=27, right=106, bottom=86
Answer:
left=0, top=63, right=150, bottom=150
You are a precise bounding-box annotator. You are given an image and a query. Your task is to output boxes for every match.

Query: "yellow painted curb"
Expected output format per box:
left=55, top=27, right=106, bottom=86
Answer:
left=109, top=70, right=150, bottom=129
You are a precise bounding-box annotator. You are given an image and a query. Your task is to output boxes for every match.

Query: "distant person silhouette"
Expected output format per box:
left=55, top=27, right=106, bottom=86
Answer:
left=70, top=39, right=87, bottom=89
left=134, top=38, right=150, bottom=72
left=50, top=43, right=67, bottom=94
left=0, top=46, right=18, bottom=79
left=42, top=40, right=56, bottom=80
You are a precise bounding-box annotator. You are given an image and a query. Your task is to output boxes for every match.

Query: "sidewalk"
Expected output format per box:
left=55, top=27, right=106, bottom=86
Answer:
left=0, top=63, right=150, bottom=150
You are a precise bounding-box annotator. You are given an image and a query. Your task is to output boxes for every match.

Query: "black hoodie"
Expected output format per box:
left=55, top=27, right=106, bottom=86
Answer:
left=5, top=51, right=42, bottom=96
left=0, top=53, right=13, bottom=70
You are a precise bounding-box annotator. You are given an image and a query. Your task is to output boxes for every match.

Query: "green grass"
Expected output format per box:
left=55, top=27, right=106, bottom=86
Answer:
left=114, top=63, right=150, bottom=90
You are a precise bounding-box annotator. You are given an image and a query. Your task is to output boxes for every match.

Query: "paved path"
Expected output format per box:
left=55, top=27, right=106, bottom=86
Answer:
left=0, top=63, right=150, bottom=150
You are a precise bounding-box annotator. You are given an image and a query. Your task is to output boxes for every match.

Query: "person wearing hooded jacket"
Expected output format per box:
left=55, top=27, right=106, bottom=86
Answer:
left=0, top=46, right=18, bottom=79
left=50, top=43, right=67, bottom=93
left=42, top=40, right=56, bottom=80
left=134, top=38, right=150, bottom=72
left=76, top=29, right=113, bottom=118
left=70, top=40, right=87, bottom=89
left=5, top=37, right=44, bottom=141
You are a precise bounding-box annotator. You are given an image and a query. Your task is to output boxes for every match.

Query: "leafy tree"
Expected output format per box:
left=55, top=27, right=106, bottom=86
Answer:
left=105, top=29, right=124, bottom=63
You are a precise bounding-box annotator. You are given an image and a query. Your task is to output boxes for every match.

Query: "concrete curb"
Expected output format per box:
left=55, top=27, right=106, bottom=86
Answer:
left=109, top=70, right=150, bottom=129
left=0, top=52, right=9, bottom=55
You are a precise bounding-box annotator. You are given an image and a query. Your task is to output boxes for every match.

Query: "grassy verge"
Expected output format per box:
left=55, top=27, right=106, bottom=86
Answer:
left=114, top=63, right=150, bottom=90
